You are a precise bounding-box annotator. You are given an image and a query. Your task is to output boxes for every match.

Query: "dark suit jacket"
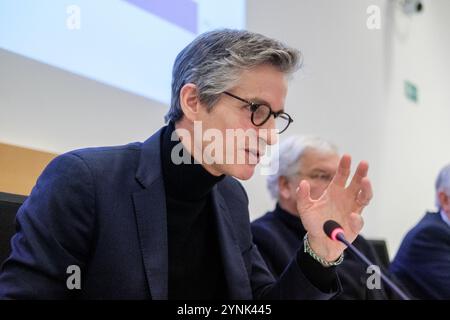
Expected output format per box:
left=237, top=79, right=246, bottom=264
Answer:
left=252, top=206, right=393, bottom=300
left=0, top=127, right=336, bottom=300
left=390, top=212, right=450, bottom=299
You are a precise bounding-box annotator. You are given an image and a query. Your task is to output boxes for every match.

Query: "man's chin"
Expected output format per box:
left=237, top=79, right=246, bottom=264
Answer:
left=229, top=164, right=257, bottom=181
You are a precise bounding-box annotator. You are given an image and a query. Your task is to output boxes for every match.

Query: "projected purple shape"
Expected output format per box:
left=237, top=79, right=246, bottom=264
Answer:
left=123, top=0, right=197, bottom=33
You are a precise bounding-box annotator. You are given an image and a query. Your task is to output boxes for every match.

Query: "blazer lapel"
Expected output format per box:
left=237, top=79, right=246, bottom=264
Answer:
left=131, top=126, right=253, bottom=299
left=212, top=186, right=252, bottom=299
left=133, top=127, right=168, bottom=300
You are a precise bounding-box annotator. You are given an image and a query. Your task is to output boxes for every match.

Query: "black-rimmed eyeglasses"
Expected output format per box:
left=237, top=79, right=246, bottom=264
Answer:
left=223, top=91, right=293, bottom=134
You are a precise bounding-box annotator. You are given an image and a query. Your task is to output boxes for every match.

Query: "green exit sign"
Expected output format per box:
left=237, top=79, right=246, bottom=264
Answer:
left=404, top=80, right=418, bottom=103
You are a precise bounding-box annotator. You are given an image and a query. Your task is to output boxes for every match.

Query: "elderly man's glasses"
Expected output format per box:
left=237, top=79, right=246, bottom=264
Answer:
left=223, top=92, right=293, bottom=134
left=292, top=171, right=334, bottom=184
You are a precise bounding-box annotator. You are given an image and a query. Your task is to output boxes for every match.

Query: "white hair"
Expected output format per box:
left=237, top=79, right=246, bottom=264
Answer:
left=266, top=135, right=338, bottom=199
left=435, top=163, right=450, bottom=208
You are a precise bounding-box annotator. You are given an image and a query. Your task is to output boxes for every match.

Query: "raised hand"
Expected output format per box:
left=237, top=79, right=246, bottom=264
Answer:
left=296, top=154, right=373, bottom=262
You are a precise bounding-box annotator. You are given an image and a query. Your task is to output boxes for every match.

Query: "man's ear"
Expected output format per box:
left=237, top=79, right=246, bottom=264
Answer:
left=438, top=191, right=450, bottom=213
left=278, top=176, right=292, bottom=200
left=179, top=83, right=201, bottom=122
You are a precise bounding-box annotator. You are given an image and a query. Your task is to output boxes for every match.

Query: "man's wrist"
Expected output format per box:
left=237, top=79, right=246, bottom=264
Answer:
left=303, top=233, right=344, bottom=267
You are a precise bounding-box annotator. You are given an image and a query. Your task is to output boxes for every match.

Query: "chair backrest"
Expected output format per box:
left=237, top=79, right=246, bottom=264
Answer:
left=0, top=192, right=27, bottom=265
left=367, top=239, right=390, bottom=269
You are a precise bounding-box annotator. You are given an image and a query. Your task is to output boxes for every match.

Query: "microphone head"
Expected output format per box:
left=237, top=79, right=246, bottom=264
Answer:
left=323, top=220, right=344, bottom=241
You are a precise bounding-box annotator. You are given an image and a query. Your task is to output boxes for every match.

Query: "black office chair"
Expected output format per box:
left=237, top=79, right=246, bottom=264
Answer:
left=0, top=192, right=27, bottom=265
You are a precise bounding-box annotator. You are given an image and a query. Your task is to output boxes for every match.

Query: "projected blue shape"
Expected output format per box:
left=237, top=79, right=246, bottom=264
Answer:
left=0, top=0, right=246, bottom=104
left=124, top=0, right=198, bottom=34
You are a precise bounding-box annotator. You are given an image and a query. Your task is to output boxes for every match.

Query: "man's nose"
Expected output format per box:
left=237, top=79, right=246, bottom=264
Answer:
left=265, top=116, right=279, bottom=146
left=258, top=125, right=278, bottom=146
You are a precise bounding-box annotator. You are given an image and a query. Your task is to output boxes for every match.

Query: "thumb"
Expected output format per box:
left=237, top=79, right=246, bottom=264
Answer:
left=349, top=213, right=364, bottom=235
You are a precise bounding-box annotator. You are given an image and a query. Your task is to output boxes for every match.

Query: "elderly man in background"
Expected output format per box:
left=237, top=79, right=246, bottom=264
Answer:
left=390, top=164, right=450, bottom=300
left=252, top=135, right=393, bottom=299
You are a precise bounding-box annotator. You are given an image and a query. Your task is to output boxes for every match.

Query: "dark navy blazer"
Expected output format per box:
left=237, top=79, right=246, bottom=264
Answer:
left=0, top=127, right=335, bottom=300
left=390, top=212, right=450, bottom=299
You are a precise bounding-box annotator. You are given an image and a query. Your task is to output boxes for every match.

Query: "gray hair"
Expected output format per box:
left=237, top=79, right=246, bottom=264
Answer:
left=266, top=135, right=338, bottom=199
left=435, top=163, right=450, bottom=208
left=164, top=29, right=302, bottom=123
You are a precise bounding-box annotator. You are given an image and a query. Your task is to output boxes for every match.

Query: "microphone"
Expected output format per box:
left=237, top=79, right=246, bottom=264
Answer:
left=323, top=220, right=410, bottom=300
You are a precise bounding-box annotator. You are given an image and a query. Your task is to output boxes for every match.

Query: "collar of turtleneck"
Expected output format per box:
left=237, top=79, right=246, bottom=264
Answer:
left=160, top=121, right=225, bottom=201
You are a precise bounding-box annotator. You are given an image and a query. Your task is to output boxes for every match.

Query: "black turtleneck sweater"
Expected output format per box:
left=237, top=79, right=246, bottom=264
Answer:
left=161, top=122, right=227, bottom=299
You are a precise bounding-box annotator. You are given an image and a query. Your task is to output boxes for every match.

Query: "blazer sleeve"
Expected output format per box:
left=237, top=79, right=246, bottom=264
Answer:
left=250, top=225, right=281, bottom=277
left=0, top=153, right=96, bottom=299
left=234, top=181, right=340, bottom=300
left=248, top=242, right=340, bottom=300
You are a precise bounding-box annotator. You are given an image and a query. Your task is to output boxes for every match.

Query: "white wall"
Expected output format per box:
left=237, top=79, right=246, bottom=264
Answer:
left=244, top=0, right=450, bottom=256
left=376, top=0, right=450, bottom=255
left=1, top=0, right=450, bottom=257
left=244, top=0, right=387, bottom=244
left=0, top=49, right=167, bottom=153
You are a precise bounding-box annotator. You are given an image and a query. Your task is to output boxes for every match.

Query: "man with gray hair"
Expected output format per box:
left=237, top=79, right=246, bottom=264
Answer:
left=0, top=29, right=372, bottom=299
left=252, top=135, right=392, bottom=299
left=390, top=164, right=450, bottom=299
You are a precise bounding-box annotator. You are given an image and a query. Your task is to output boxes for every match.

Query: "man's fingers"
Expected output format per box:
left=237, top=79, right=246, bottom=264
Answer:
left=296, top=180, right=313, bottom=211
left=355, top=177, right=373, bottom=212
left=332, top=154, right=351, bottom=187
left=347, top=161, right=369, bottom=194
